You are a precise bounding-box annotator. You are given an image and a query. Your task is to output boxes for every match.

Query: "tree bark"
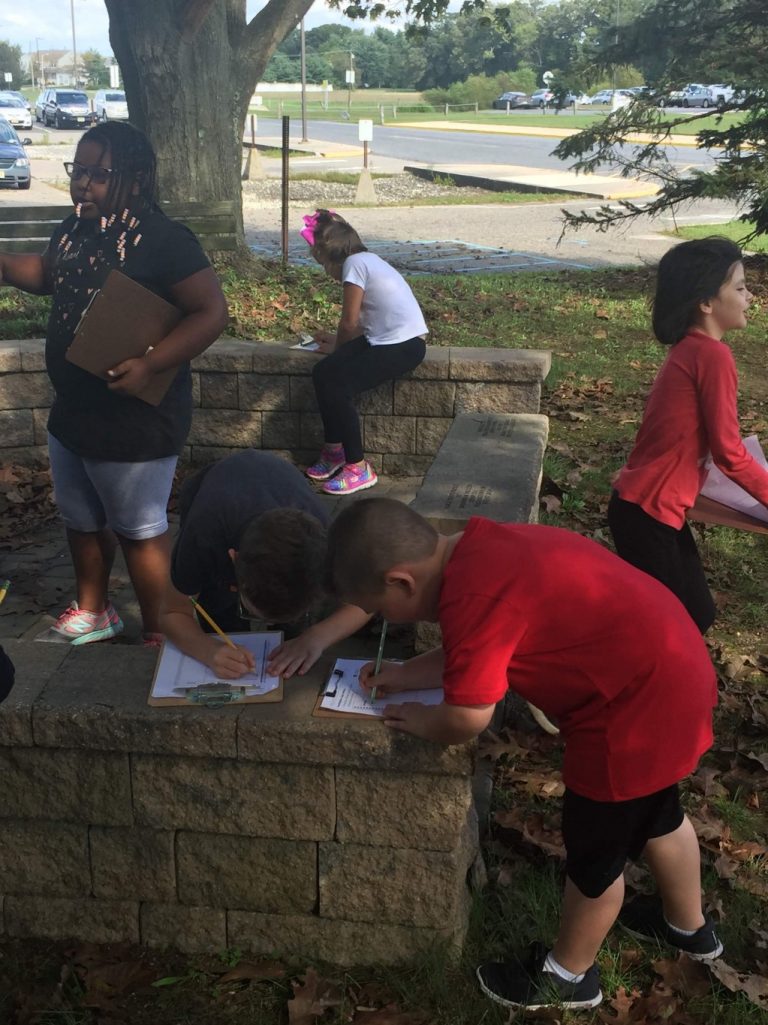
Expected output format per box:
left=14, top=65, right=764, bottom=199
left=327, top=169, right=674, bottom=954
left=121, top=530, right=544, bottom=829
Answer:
left=104, top=0, right=314, bottom=246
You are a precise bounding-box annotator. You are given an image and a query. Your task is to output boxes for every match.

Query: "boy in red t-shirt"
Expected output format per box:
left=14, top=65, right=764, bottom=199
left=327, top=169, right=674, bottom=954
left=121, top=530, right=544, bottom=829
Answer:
left=326, top=498, right=722, bottom=1012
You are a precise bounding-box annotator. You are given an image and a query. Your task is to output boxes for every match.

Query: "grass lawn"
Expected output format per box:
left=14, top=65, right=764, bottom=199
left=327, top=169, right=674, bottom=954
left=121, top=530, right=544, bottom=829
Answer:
left=0, top=255, right=766, bottom=1024
left=674, top=220, right=768, bottom=254
left=250, top=95, right=746, bottom=138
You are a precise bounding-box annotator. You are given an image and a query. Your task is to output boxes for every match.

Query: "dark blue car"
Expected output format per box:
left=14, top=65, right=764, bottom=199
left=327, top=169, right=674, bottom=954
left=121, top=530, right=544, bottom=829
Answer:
left=0, top=116, right=31, bottom=189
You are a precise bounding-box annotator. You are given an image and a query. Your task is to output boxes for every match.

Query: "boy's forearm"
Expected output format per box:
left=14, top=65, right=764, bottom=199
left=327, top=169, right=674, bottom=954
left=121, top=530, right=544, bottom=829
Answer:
left=160, top=607, right=215, bottom=664
left=390, top=701, right=494, bottom=745
left=399, top=647, right=445, bottom=689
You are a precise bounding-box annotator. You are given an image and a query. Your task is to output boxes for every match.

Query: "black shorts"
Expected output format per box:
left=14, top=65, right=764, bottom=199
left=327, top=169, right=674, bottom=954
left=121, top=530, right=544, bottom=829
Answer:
left=562, top=784, right=684, bottom=898
left=607, top=491, right=716, bottom=634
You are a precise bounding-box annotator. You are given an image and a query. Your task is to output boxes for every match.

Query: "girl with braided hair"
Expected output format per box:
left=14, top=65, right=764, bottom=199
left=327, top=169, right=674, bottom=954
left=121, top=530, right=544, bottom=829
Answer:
left=0, top=121, right=228, bottom=645
left=301, top=208, right=428, bottom=494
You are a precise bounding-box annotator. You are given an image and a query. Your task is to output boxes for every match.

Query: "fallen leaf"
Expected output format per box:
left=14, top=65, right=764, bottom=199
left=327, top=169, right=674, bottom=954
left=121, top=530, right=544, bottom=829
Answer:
left=219, top=959, right=286, bottom=983
left=652, top=955, right=711, bottom=997
left=745, top=750, right=768, bottom=771
left=540, top=494, right=562, bottom=513
left=597, top=985, right=638, bottom=1024
left=707, top=958, right=768, bottom=1009
left=289, top=968, right=346, bottom=1025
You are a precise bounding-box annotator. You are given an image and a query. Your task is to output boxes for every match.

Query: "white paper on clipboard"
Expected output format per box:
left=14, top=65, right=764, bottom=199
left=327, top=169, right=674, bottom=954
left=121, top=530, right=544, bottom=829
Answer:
left=700, top=435, right=768, bottom=524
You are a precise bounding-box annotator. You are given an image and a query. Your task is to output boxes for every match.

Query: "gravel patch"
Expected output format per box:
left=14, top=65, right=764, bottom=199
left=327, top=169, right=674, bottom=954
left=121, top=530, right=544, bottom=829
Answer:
left=242, top=173, right=490, bottom=208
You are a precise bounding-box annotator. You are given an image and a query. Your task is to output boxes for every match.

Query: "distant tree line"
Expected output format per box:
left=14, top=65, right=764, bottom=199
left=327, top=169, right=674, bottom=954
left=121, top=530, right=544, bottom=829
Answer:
left=264, top=0, right=661, bottom=95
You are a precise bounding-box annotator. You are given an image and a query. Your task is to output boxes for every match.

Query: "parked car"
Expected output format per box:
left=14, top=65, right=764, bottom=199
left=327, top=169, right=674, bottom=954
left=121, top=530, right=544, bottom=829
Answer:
left=588, top=88, right=634, bottom=105
left=39, top=88, right=96, bottom=129
left=0, top=94, right=33, bottom=131
left=551, top=90, right=582, bottom=107
left=4, top=90, right=32, bottom=112
left=34, top=90, right=47, bottom=122
left=0, top=116, right=31, bottom=190
left=708, top=84, right=737, bottom=106
left=660, top=84, right=713, bottom=108
left=93, top=89, right=129, bottom=121
left=530, top=88, right=554, bottom=108
left=492, top=91, right=532, bottom=110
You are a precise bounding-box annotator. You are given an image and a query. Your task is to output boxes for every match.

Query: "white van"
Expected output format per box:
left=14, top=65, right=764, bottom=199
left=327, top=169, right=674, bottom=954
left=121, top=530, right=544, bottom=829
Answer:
left=93, top=90, right=129, bottom=122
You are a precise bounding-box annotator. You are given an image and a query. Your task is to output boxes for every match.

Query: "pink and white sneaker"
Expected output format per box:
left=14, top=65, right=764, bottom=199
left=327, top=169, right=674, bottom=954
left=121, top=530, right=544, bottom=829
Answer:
left=322, top=461, right=378, bottom=495
left=306, top=445, right=346, bottom=481
left=50, top=601, right=124, bottom=645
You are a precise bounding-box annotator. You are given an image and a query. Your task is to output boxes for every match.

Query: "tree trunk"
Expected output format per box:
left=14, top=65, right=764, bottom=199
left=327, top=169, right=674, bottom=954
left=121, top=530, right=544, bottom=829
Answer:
left=104, top=0, right=313, bottom=248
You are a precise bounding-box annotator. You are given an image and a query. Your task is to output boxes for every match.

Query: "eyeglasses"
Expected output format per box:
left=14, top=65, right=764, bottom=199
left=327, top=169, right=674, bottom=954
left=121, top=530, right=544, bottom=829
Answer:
left=237, top=595, right=311, bottom=630
left=63, top=161, right=116, bottom=185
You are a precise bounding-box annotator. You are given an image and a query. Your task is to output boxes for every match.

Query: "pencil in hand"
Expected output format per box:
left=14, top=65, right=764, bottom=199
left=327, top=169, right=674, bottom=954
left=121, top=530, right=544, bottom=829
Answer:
left=0, top=580, right=9, bottom=607
left=370, top=618, right=388, bottom=703
left=189, top=596, right=238, bottom=650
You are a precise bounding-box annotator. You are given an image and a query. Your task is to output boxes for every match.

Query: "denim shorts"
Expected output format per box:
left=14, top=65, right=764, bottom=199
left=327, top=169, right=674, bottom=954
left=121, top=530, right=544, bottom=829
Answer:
left=48, top=433, right=177, bottom=540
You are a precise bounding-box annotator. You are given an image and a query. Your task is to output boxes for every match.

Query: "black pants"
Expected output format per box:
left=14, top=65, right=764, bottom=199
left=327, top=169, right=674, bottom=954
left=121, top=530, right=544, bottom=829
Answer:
left=0, top=645, right=15, bottom=704
left=607, top=491, right=716, bottom=633
left=311, top=335, right=426, bottom=463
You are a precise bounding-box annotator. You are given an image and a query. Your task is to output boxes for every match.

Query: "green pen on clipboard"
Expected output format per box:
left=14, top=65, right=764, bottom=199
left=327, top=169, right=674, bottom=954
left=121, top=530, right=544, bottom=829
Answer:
left=369, top=619, right=388, bottom=703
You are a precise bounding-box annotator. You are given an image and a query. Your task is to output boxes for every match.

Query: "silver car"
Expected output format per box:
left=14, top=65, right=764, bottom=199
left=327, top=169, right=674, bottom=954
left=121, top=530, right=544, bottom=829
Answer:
left=0, top=116, right=31, bottom=190
left=0, top=94, right=33, bottom=131
left=93, top=89, right=129, bottom=122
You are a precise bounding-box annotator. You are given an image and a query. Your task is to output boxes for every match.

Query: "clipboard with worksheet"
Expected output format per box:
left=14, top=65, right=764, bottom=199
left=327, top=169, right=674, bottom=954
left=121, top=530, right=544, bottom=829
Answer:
left=66, top=269, right=182, bottom=406
left=312, top=657, right=443, bottom=720
left=148, top=632, right=284, bottom=707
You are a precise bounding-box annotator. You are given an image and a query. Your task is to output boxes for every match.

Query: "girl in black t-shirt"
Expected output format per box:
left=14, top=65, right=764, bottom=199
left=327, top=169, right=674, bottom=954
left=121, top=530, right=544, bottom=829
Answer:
left=0, top=122, right=228, bottom=646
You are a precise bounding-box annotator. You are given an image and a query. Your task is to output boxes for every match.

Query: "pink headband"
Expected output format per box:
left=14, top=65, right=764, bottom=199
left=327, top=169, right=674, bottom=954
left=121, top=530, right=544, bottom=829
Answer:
left=300, top=209, right=336, bottom=247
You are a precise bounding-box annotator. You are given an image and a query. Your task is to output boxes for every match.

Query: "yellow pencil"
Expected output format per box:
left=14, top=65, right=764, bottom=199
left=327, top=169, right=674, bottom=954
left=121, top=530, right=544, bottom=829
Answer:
left=189, top=596, right=238, bottom=650
left=0, top=580, right=9, bottom=606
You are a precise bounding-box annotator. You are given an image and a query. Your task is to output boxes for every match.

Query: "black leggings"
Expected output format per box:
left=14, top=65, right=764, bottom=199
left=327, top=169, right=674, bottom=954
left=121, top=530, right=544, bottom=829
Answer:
left=607, top=491, right=716, bottom=634
left=311, top=334, right=426, bottom=463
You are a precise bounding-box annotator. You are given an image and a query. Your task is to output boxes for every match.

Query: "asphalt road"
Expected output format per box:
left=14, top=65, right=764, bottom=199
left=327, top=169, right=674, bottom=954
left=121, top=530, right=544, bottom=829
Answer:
left=256, top=116, right=715, bottom=176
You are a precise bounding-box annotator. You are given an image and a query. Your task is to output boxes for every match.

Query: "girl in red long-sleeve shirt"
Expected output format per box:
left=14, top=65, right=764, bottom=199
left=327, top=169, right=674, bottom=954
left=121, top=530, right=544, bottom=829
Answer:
left=608, top=237, right=768, bottom=632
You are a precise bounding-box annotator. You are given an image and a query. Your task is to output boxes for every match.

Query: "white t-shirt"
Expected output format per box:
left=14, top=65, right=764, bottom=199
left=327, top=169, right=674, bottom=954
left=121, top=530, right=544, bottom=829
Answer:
left=342, top=251, right=428, bottom=346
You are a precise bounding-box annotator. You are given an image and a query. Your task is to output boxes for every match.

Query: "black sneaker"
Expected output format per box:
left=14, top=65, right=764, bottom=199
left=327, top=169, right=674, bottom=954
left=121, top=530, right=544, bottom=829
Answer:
left=476, top=944, right=602, bottom=1010
left=619, top=895, right=723, bottom=960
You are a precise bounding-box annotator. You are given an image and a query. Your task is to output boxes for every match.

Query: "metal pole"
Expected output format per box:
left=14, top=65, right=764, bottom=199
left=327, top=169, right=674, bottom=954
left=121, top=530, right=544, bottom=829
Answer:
left=281, top=115, right=290, bottom=266
left=69, top=0, right=78, bottom=87
left=363, top=139, right=368, bottom=169
left=300, top=19, right=308, bottom=142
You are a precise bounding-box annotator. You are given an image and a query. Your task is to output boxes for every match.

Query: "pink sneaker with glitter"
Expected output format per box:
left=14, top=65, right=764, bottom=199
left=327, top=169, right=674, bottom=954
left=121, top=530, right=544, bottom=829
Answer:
left=306, top=445, right=345, bottom=481
left=322, top=461, right=378, bottom=495
left=50, top=601, right=124, bottom=645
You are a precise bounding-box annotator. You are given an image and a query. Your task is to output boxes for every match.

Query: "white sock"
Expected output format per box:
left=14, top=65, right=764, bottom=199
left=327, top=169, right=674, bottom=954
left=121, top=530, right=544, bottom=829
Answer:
left=544, top=951, right=586, bottom=984
left=664, top=918, right=698, bottom=936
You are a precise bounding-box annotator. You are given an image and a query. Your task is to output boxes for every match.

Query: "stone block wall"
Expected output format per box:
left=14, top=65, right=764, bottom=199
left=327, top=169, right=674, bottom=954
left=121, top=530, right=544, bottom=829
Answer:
left=0, top=339, right=551, bottom=472
left=0, top=641, right=477, bottom=964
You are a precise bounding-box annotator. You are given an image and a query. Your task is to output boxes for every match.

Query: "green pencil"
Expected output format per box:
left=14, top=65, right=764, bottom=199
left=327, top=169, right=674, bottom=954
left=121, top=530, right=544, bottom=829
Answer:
left=370, top=619, right=388, bottom=703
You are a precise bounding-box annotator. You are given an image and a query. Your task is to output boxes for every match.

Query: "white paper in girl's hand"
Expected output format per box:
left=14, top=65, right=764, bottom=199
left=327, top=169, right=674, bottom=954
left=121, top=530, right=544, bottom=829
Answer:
left=320, top=658, right=443, bottom=717
left=291, top=333, right=319, bottom=351
left=700, top=435, right=768, bottom=523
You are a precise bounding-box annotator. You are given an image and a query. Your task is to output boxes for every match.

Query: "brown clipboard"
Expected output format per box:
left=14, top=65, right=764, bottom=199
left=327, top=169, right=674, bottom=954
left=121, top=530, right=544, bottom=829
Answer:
left=66, top=269, right=181, bottom=406
left=687, top=494, right=768, bottom=535
left=148, top=633, right=285, bottom=707
left=311, top=691, right=379, bottom=721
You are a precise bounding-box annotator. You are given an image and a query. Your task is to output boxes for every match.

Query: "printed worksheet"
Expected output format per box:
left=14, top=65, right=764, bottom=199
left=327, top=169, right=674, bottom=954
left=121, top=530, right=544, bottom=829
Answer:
left=319, top=658, right=443, bottom=717
left=700, top=435, right=768, bottom=524
left=150, top=632, right=282, bottom=700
